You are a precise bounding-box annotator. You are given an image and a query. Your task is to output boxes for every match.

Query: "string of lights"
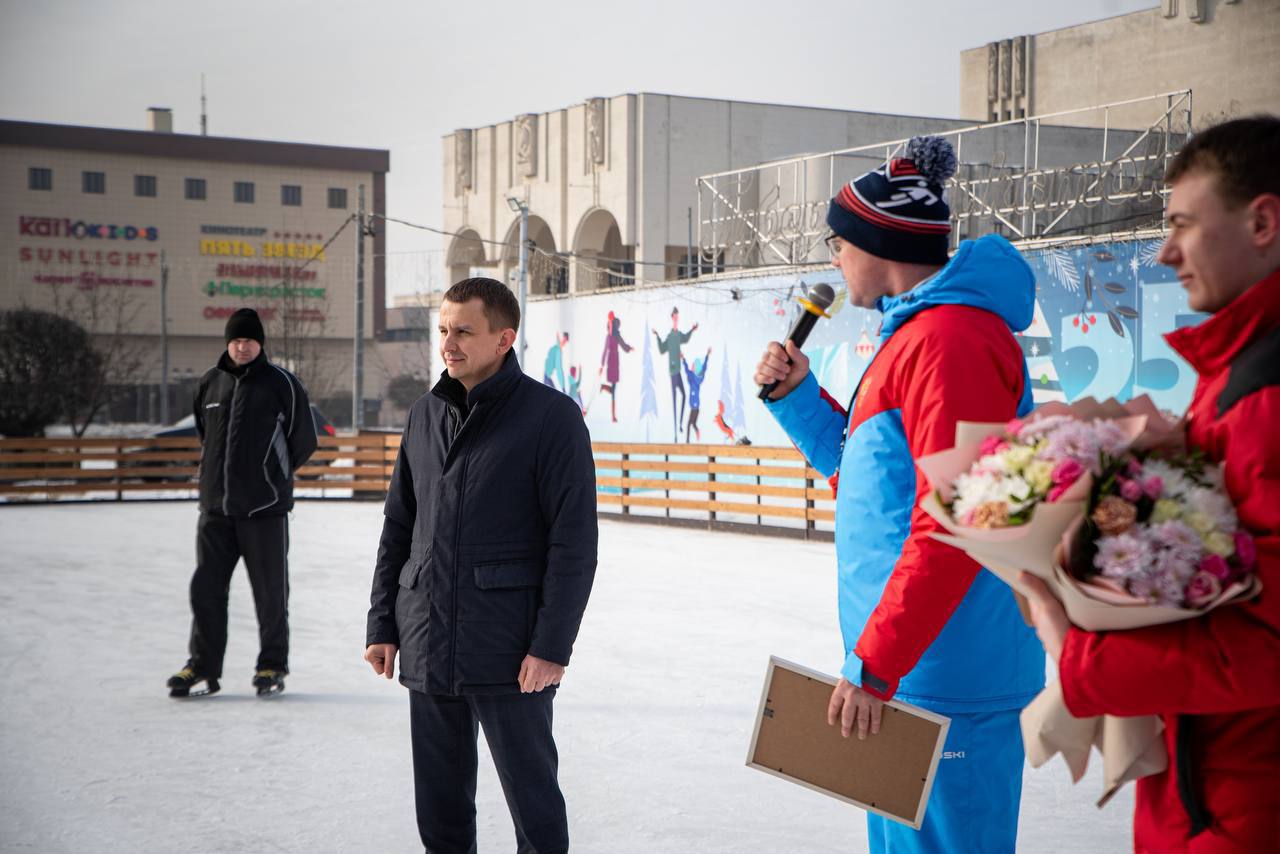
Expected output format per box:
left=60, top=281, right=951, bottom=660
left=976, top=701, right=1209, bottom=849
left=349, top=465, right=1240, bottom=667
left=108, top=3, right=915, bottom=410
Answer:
left=354, top=211, right=832, bottom=309
left=529, top=246, right=819, bottom=308
left=368, top=211, right=805, bottom=273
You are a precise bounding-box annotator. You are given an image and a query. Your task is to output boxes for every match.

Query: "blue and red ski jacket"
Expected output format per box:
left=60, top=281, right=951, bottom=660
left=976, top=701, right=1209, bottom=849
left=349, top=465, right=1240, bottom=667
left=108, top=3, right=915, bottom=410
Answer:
left=767, top=234, right=1045, bottom=712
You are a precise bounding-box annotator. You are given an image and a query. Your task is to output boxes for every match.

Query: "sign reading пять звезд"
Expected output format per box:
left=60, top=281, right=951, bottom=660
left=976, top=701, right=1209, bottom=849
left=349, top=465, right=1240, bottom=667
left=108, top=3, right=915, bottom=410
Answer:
left=199, top=238, right=325, bottom=260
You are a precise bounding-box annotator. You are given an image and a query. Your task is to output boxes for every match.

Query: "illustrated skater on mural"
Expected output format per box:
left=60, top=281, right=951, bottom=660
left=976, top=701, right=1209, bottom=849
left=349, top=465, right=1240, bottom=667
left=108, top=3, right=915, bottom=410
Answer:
left=682, top=347, right=711, bottom=442
left=654, top=306, right=698, bottom=441
left=598, top=310, right=633, bottom=422
left=167, top=307, right=317, bottom=699
left=544, top=331, right=569, bottom=390
left=754, top=136, right=1044, bottom=853
left=566, top=365, right=584, bottom=414
left=713, top=400, right=736, bottom=443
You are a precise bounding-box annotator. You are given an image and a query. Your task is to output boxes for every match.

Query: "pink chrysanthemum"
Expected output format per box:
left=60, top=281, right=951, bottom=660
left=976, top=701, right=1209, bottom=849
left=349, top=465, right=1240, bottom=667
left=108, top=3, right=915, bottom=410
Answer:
left=1093, top=533, right=1151, bottom=580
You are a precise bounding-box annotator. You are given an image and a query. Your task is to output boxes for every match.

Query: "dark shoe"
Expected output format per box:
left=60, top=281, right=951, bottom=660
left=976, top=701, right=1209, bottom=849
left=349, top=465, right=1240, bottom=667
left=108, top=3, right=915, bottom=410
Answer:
left=252, top=669, right=286, bottom=697
left=167, top=666, right=220, bottom=698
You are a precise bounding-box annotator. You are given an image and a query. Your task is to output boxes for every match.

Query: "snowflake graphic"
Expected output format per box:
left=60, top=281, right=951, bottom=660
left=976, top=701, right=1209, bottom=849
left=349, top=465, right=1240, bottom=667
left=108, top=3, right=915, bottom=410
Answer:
left=1138, top=240, right=1163, bottom=267
left=1043, top=247, right=1081, bottom=293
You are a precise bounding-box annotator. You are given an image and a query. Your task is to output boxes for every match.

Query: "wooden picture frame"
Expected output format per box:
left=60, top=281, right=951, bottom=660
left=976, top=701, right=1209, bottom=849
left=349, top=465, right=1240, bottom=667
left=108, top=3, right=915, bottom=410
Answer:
left=745, top=656, right=951, bottom=829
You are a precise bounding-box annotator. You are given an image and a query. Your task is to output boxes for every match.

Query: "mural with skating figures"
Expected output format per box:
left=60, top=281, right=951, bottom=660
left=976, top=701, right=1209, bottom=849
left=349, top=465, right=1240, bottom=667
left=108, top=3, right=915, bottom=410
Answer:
left=490, top=236, right=1202, bottom=447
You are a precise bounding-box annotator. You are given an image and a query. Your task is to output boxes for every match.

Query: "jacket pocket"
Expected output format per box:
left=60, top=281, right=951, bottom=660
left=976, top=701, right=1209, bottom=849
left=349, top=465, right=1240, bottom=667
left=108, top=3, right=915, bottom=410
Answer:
left=465, top=562, right=541, bottom=658
left=398, top=552, right=431, bottom=589
left=474, top=561, right=543, bottom=590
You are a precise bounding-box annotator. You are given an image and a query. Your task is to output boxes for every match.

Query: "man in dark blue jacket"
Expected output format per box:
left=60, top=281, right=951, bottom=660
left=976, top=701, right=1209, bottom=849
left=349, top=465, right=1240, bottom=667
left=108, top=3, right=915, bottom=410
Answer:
left=365, top=277, right=597, bottom=853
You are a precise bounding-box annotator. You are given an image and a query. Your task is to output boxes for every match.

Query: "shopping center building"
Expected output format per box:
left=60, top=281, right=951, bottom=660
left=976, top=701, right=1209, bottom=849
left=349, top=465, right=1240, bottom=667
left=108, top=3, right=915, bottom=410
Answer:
left=0, top=111, right=389, bottom=424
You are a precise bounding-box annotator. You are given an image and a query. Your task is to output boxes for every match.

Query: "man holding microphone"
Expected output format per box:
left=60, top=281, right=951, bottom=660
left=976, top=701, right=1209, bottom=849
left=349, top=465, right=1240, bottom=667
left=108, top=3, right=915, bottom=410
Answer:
left=755, top=137, right=1043, bottom=852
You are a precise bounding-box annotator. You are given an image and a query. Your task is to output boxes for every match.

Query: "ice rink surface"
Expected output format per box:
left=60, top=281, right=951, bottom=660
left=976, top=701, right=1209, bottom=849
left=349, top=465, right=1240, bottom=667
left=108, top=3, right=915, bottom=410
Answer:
left=0, top=501, right=1134, bottom=852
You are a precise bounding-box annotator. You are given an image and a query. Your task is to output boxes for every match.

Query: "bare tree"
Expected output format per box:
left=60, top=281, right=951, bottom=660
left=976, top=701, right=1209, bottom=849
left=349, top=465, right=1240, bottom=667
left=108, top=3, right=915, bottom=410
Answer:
left=269, top=287, right=340, bottom=399
left=369, top=292, right=435, bottom=427
left=43, top=282, right=150, bottom=436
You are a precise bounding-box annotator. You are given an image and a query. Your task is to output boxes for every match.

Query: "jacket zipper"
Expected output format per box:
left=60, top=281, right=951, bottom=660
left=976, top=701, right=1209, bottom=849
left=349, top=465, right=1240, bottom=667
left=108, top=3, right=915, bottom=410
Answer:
left=221, top=376, right=242, bottom=515
left=447, top=400, right=476, bottom=692
left=836, top=345, right=885, bottom=468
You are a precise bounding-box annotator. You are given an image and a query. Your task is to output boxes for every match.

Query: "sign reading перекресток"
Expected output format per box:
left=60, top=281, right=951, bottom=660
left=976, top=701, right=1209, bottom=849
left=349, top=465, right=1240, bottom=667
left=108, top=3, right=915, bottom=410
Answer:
left=203, top=281, right=326, bottom=300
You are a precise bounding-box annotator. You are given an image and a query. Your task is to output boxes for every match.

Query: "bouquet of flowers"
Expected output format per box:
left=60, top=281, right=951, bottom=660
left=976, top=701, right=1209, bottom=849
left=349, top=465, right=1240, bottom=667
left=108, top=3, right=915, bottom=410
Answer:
left=914, top=396, right=1239, bottom=630
left=1066, top=452, right=1258, bottom=611
left=945, top=414, right=1135, bottom=529
left=915, top=399, right=1153, bottom=603
left=915, top=396, right=1261, bottom=805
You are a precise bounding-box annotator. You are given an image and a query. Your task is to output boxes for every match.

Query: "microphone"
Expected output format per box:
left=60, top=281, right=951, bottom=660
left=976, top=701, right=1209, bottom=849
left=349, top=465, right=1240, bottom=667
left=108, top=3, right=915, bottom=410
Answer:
left=758, top=283, right=836, bottom=401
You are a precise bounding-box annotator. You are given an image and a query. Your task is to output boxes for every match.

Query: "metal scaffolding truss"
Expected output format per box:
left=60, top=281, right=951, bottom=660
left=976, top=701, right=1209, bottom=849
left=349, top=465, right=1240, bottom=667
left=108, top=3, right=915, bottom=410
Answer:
left=697, top=90, right=1193, bottom=267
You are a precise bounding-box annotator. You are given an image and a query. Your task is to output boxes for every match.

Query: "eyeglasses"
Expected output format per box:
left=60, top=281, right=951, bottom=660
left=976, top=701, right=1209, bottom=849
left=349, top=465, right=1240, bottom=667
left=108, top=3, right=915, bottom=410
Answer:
left=824, top=233, right=841, bottom=256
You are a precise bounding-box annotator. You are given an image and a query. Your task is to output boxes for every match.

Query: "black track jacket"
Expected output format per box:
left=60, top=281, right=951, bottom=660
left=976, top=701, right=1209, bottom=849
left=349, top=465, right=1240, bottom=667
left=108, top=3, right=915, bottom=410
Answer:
left=194, top=351, right=316, bottom=517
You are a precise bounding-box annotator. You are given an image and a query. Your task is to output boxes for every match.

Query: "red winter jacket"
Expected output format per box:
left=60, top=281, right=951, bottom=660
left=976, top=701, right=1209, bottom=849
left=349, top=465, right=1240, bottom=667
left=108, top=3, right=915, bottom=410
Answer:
left=1058, top=269, right=1280, bottom=852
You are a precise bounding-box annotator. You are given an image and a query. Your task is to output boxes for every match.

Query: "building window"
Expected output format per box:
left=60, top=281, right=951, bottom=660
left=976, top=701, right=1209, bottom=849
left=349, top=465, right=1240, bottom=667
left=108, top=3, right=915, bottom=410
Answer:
left=234, top=181, right=255, bottom=204
left=134, top=175, right=157, bottom=197
left=29, top=167, right=53, bottom=191
left=185, top=178, right=206, bottom=200
left=281, top=184, right=302, bottom=206
left=82, top=171, right=105, bottom=194
left=327, top=187, right=348, bottom=209
left=381, top=328, right=429, bottom=343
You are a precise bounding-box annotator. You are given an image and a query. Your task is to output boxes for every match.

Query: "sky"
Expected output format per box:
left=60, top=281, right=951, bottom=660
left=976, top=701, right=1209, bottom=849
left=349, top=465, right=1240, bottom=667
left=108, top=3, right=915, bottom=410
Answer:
left=0, top=0, right=1155, bottom=301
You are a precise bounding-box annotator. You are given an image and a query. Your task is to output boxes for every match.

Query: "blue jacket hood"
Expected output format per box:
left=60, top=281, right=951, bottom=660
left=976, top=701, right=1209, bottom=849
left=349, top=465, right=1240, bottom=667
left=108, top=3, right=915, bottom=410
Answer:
left=875, top=234, right=1035, bottom=342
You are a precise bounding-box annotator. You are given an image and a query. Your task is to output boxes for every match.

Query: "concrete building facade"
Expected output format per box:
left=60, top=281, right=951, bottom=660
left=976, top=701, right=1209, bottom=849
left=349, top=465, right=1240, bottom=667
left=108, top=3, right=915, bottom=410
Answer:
left=1, top=114, right=389, bottom=424
left=960, top=0, right=1280, bottom=127
left=441, top=94, right=972, bottom=292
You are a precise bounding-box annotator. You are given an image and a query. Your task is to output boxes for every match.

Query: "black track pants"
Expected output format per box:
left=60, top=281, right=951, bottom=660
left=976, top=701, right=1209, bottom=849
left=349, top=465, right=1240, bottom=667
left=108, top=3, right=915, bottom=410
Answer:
left=186, top=512, right=289, bottom=678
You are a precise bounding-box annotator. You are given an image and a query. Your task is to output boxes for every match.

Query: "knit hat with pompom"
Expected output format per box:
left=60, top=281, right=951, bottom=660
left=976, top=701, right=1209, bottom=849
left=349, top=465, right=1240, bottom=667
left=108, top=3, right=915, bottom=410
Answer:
left=826, top=135, right=957, bottom=265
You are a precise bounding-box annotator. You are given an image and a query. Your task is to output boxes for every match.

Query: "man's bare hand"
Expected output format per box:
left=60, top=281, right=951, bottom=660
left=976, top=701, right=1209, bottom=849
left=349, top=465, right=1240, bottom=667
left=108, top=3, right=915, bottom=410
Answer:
left=1018, top=571, right=1070, bottom=663
left=827, top=677, right=884, bottom=740
left=753, top=340, right=809, bottom=400
left=518, top=654, right=565, bottom=693
left=364, top=643, right=398, bottom=680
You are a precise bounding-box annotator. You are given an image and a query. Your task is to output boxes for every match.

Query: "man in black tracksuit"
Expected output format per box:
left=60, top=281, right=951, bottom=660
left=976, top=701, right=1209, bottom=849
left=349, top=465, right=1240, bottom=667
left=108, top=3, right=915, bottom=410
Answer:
left=364, top=278, right=597, bottom=853
left=167, top=308, right=317, bottom=698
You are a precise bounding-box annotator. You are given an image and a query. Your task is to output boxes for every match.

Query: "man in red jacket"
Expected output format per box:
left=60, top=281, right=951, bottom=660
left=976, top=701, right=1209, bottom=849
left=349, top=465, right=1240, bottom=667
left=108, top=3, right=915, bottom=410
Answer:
left=1022, top=116, right=1280, bottom=851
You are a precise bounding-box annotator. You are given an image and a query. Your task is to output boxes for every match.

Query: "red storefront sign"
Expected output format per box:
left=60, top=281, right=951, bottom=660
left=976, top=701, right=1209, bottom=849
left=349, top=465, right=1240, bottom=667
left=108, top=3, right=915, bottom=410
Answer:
left=19, top=246, right=161, bottom=267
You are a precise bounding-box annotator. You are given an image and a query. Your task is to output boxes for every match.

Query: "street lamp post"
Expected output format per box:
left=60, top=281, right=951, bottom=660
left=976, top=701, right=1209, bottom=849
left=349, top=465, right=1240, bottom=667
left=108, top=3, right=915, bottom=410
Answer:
left=354, top=185, right=366, bottom=432
left=506, top=196, right=529, bottom=366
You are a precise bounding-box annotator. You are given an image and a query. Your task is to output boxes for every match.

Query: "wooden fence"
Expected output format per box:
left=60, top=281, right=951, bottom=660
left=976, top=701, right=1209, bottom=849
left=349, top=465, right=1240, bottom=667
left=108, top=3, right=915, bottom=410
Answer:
left=0, top=435, right=398, bottom=500
left=593, top=442, right=834, bottom=537
left=0, top=436, right=835, bottom=537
